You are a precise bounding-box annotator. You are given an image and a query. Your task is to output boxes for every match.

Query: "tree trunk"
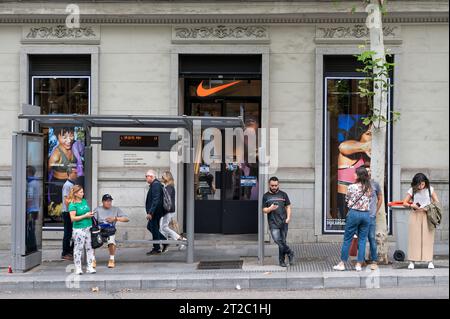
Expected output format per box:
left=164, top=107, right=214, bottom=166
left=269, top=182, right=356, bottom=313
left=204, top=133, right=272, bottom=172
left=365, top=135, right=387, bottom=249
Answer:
left=367, top=0, right=389, bottom=264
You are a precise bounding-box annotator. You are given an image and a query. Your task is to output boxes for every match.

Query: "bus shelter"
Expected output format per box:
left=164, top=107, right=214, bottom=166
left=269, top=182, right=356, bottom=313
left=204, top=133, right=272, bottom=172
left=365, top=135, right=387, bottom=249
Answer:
left=12, top=105, right=268, bottom=272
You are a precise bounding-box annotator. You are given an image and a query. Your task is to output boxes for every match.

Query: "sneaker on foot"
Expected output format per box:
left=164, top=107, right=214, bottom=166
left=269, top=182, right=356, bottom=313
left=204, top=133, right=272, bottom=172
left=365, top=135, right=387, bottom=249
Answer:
left=279, top=260, right=287, bottom=267
left=288, top=252, right=295, bottom=265
left=162, top=244, right=169, bottom=253
left=108, top=259, right=115, bottom=268
left=408, top=262, right=414, bottom=270
left=333, top=263, right=345, bottom=271
left=87, top=267, right=96, bottom=274
left=355, top=264, right=362, bottom=272
left=75, top=268, right=83, bottom=275
left=428, top=262, right=435, bottom=269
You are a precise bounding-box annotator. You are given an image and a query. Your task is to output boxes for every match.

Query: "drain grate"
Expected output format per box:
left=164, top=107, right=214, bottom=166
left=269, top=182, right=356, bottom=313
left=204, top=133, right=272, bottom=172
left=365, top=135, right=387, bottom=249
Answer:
left=198, top=260, right=243, bottom=270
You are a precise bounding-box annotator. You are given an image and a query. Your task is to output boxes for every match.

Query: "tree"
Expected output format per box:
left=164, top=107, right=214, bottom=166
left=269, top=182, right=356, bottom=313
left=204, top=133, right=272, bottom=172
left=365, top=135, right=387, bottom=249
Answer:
left=356, top=0, right=399, bottom=264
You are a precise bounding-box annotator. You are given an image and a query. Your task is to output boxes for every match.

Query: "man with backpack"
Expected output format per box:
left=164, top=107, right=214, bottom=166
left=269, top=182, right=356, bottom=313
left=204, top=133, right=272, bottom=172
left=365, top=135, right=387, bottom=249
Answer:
left=145, top=169, right=167, bottom=255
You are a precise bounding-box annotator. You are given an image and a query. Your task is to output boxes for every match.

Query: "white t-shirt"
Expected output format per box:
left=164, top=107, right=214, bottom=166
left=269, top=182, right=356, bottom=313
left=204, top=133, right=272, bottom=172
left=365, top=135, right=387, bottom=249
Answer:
left=407, top=186, right=434, bottom=208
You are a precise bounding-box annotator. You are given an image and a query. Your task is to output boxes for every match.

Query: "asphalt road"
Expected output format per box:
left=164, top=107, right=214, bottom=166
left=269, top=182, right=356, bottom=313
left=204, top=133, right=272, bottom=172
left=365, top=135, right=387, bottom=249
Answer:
left=0, top=285, right=448, bottom=299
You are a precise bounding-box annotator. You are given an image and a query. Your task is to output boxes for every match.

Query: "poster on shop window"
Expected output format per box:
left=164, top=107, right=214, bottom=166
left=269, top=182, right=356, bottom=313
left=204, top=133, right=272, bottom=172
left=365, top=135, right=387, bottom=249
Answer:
left=45, top=126, right=86, bottom=226
left=326, top=114, right=372, bottom=232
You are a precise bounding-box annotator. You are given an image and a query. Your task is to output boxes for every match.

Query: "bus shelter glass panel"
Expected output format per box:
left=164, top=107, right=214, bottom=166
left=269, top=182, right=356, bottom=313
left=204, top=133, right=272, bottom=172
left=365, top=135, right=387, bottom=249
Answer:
left=25, top=136, right=44, bottom=255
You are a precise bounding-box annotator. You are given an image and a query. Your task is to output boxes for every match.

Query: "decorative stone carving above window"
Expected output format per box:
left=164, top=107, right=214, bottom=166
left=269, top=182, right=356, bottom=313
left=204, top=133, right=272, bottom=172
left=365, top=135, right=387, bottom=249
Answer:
left=172, top=25, right=269, bottom=43
left=22, top=25, right=100, bottom=44
left=315, top=24, right=401, bottom=44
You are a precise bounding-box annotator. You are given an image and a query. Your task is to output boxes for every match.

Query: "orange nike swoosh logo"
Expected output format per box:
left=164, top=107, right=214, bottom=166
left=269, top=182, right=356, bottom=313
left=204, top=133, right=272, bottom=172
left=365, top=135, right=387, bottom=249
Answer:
left=196, top=80, right=241, bottom=97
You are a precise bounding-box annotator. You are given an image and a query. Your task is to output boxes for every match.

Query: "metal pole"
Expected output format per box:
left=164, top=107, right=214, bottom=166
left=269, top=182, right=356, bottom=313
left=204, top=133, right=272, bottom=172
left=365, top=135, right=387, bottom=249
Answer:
left=186, top=161, right=195, bottom=263
left=186, top=120, right=195, bottom=264
left=84, top=127, right=93, bottom=209
left=258, top=149, right=265, bottom=265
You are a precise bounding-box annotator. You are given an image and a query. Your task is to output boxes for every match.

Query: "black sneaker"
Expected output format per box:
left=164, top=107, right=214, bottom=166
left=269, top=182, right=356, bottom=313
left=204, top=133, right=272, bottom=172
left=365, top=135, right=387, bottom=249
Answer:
left=162, top=244, right=169, bottom=253
left=146, top=249, right=162, bottom=256
left=279, top=260, right=287, bottom=267
left=288, top=252, right=295, bottom=265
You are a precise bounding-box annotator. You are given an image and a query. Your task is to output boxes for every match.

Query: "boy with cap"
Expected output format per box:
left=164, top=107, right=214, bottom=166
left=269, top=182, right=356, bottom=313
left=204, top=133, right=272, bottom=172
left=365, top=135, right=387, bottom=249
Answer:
left=93, top=194, right=129, bottom=268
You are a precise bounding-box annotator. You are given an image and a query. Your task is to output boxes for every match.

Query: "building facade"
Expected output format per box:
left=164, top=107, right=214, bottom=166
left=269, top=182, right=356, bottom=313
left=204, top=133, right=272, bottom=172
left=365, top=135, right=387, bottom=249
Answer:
left=0, top=0, right=448, bottom=250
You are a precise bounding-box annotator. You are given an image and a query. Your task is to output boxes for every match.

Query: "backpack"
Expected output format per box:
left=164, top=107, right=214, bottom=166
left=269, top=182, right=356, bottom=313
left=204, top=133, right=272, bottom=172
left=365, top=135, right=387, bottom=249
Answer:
left=162, top=185, right=173, bottom=215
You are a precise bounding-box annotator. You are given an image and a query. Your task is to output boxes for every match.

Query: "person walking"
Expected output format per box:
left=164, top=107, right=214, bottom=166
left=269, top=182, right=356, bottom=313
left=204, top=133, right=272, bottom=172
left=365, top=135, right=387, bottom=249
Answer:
left=68, top=185, right=96, bottom=275
left=159, top=171, right=186, bottom=252
left=402, top=173, right=440, bottom=270
left=262, top=176, right=294, bottom=267
left=333, top=167, right=372, bottom=272
left=61, top=167, right=77, bottom=261
left=93, top=194, right=129, bottom=268
left=145, top=169, right=167, bottom=255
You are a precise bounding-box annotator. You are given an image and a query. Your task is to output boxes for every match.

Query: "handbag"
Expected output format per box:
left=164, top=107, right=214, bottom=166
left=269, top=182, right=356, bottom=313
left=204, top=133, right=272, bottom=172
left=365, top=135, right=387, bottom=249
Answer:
left=90, top=217, right=104, bottom=249
left=349, top=235, right=358, bottom=257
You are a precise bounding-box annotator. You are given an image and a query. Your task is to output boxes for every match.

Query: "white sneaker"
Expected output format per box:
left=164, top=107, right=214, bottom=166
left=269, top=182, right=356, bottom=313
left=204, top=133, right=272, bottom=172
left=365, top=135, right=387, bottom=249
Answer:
left=75, top=268, right=83, bottom=275
left=408, top=262, right=414, bottom=270
left=428, top=262, right=435, bottom=269
left=355, top=264, right=362, bottom=272
left=333, top=264, right=345, bottom=271
left=86, top=267, right=96, bottom=274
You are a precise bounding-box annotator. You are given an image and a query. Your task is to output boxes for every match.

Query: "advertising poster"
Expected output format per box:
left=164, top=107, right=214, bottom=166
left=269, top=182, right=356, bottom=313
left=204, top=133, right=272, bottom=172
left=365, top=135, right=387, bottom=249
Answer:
left=326, top=114, right=372, bottom=232
left=45, top=126, right=85, bottom=225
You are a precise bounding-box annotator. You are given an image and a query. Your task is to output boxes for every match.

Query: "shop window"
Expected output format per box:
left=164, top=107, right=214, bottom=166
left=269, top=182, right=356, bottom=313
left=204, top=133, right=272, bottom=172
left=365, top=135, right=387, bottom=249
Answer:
left=323, top=77, right=392, bottom=233
left=30, top=55, right=91, bottom=228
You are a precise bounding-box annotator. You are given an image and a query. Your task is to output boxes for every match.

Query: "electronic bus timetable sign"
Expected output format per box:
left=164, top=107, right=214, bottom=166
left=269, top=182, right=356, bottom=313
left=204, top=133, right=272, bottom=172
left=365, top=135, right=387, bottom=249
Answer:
left=119, top=134, right=159, bottom=148
left=102, top=131, right=177, bottom=151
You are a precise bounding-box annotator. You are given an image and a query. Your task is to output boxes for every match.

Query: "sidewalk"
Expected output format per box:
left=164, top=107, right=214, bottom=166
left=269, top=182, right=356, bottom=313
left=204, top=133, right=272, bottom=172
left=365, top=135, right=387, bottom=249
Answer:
left=0, top=243, right=448, bottom=292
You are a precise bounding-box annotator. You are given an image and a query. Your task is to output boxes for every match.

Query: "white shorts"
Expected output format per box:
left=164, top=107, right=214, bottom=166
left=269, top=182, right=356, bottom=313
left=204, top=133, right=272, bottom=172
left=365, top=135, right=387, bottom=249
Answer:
left=106, top=235, right=116, bottom=246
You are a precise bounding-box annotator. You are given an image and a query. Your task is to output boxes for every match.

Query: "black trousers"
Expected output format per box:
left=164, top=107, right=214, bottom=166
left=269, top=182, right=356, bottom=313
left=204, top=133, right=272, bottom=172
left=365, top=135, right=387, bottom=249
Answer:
left=62, top=211, right=74, bottom=256
left=147, top=215, right=166, bottom=251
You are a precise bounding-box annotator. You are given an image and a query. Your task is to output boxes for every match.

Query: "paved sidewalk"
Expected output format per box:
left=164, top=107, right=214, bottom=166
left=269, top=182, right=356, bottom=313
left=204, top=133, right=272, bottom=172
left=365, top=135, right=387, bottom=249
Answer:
left=0, top=243, right=448, bottom=292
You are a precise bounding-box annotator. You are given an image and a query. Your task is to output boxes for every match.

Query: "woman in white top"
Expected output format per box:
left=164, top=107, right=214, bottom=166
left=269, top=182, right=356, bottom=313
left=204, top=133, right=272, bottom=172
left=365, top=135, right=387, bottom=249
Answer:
left=402, top=173, right=440, bottom=270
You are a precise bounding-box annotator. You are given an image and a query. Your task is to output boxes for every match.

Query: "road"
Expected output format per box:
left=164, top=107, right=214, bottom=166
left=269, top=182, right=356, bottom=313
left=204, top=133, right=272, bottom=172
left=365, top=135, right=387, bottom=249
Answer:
left=0, top=285, right=448, bottom=299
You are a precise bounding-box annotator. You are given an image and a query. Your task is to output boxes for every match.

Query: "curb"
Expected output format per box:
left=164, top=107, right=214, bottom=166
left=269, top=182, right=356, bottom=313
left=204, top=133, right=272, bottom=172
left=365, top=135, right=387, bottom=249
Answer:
left=0, top=269, right=447, bottom=292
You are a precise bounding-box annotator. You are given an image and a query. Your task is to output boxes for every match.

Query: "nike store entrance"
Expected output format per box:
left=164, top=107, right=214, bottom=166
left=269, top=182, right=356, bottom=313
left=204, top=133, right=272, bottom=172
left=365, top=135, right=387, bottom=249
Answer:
left=179, top=54, right=262, bottom=234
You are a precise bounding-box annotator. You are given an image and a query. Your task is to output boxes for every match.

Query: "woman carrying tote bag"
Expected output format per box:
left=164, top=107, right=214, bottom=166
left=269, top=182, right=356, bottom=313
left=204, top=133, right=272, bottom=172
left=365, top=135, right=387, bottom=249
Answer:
left=402, top=173, right=440, bottom=270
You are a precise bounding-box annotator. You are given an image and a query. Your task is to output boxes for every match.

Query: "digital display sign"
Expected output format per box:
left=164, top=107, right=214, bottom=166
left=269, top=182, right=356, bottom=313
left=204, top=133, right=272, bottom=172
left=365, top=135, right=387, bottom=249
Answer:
left=119, top=135, right=159, bottom=148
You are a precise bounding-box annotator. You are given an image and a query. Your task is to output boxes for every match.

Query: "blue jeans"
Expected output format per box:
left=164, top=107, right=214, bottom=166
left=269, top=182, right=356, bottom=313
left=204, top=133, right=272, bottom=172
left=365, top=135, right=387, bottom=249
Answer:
left=147, top=215, right=166, bottom=251
left=368, top=216, right=377, bottom=262
left=340, top=209, right=371, bottom=263
left=270, top=223, right=292, bottom=262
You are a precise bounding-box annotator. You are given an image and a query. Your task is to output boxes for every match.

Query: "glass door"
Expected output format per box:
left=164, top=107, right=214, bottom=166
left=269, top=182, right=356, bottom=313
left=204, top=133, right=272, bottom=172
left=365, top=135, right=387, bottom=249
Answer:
left=185, top=78, right=261, bottom=234
left=192, top=103, right=223, bottom=233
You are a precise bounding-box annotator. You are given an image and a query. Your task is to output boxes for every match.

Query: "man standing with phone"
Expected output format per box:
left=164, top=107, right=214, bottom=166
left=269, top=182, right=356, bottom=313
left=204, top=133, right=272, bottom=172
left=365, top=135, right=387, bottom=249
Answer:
left=262, top=176, right=294, bottom=267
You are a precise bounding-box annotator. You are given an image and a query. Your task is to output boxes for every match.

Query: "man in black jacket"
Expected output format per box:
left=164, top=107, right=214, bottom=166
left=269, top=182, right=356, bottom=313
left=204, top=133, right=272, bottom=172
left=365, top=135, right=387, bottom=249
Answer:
left=145, top=169, right=167, bottom=255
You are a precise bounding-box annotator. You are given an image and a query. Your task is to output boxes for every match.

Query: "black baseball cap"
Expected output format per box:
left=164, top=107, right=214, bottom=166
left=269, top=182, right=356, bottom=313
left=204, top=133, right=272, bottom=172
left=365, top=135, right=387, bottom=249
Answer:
left=102, top=194, right=113, bottom=201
